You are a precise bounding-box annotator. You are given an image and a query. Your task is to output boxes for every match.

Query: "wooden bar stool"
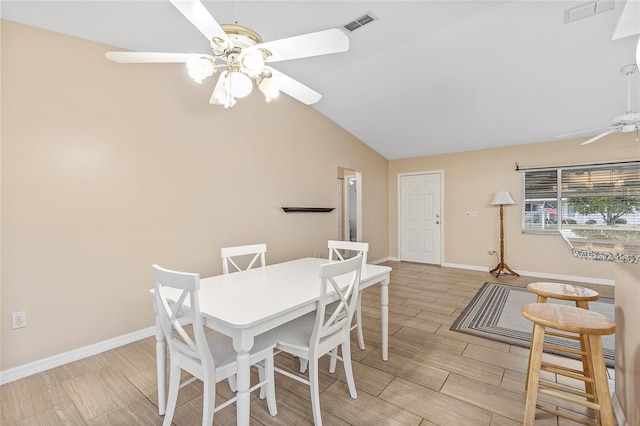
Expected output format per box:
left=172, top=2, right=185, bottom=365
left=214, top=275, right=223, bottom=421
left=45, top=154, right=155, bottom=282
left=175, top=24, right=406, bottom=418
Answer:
left=525, top=282, right=600, bottom=392
left=521, top=303, right=617, bottom=426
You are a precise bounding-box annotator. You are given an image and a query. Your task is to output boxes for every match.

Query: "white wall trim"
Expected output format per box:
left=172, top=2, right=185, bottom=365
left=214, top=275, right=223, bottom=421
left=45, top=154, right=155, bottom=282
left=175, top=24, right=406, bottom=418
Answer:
left=0, top=326, right=156, bottom=385
left=370, top=257, right=394, bottom=265
left=441, top=262, right=614, bottom=285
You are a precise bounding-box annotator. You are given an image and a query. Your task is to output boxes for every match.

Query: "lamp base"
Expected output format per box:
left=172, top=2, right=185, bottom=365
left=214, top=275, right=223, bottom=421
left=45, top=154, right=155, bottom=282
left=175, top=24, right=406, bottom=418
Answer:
left=490, top=260, right=519, bottom=277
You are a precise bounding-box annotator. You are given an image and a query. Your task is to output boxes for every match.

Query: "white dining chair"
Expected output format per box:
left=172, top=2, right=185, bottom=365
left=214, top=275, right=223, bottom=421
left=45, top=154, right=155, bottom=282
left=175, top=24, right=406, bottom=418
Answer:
left=262, top=255, right=363, bottom=426
left=152, top=264, right=277, bottom=426
left=220, top=243, right=267, bottom=392
left=221, top=243, right=266, bottom=274
left=328, top=240, right=369, bottom=350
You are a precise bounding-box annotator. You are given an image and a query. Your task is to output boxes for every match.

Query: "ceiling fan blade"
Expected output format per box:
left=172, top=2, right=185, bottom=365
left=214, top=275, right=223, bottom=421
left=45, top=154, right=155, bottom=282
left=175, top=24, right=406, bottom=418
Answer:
left=258, top=28, right=349, bottom=63
left=170, top=0, right=232, bottom=46
left=105, top=51, right=206, bottom=63
left=554, top=127, right=612, bottom=138
left=209, top=74, right=226, bottom=105
left=266, top=66, right=322, bottom=105
left=580, top=130, right=619, bottom=145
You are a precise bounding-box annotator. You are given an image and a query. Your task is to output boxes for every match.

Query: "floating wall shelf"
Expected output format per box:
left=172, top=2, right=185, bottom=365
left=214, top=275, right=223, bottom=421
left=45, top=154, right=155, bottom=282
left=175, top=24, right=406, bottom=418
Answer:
left=281, top=207, right=335, bottom=213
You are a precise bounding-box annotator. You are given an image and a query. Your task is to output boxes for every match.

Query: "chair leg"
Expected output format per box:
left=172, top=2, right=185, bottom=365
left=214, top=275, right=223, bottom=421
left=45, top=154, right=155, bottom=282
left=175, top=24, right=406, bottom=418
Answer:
left=258, top=363, right=266, bottom=400
left=308, top=357, right=323, bottom=426
left=341, top=341, right=358, bottom=399
left=525, top=295, right=546, bottom=391
left=523, top=323, right=545, bottom=426
left=355, top=294, right=365, bottom=350
left=299, top=357, right=308, bottom=373
left=587, top=335, right=615, bottom=426
left=264, top=354, right=278, bottom=416
left=329, top=347, right=338, bottom=374
left=201, top=371, right=216, bottom=426
left=163, top=360, right=181, bottom=426
left=227, top=375, right=237, bottom=392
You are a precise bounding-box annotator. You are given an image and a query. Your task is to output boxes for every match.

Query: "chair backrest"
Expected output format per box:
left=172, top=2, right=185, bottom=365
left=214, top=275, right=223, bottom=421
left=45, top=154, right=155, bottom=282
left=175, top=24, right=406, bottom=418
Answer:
left=152, top=264, right=213, bottom=368
left=328, top=240, right=369, bottom=264
left=311, top=255, right=363, bottom=354
left=220, top=243, right=267, bottom=274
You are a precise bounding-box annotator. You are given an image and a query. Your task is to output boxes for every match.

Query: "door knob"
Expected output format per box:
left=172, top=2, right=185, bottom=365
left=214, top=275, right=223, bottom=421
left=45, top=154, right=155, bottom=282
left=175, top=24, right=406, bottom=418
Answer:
left=436, top=221, right=440, bottom=224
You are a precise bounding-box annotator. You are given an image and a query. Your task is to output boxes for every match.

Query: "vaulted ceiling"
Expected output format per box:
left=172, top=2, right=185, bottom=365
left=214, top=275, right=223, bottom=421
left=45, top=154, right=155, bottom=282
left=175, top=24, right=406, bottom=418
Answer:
left=2, top=1, right=639, bottom=159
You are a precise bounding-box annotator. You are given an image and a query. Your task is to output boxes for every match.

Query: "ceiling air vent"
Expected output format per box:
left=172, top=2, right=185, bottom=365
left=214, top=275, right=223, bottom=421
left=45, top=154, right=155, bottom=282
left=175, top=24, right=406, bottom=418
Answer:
left=564, top=0, right=614, bottom=23
left=343, top=12, right=377, bottom=32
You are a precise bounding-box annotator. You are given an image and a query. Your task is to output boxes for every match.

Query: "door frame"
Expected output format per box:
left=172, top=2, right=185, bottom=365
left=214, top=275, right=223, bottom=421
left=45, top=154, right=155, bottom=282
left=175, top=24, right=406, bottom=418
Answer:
left=344, top=171, right=362, bottom=242
left=397, top=170, right=444, bottom=264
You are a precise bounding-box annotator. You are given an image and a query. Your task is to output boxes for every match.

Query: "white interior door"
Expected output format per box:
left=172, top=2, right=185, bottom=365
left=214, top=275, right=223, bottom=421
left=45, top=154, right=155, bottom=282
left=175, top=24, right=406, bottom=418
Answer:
left=399, top=173, right=442, bottom=264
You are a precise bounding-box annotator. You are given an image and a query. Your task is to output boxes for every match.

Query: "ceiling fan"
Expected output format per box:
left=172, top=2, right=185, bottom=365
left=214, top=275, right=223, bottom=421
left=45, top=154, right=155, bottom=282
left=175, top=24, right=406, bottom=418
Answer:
left=105, top=0, right=349, bottom=108
left=556, top=64, right=640, bottom=145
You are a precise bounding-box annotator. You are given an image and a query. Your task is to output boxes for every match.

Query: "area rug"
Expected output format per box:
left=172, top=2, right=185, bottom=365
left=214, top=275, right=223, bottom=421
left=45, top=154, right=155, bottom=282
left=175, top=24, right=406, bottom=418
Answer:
left=451, top=282, right=615, bottom=368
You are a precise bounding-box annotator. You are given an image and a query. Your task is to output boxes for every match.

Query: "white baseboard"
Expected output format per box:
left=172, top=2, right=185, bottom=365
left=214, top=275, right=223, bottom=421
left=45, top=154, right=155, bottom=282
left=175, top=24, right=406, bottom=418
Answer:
left=370, top=257, right=395, bottom=264
left=0, top=326, right=156, bottom=385
left=612, top=392, right=628, bottom=426
left=441, top=262, right=614, bottom=286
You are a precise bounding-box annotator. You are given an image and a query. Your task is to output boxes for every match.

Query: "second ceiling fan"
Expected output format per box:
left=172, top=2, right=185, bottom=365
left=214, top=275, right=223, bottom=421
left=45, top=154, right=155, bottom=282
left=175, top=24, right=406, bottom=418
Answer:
left=105, top=0, right=349, bottom=108
left=556, top=64, right=640, bottom=145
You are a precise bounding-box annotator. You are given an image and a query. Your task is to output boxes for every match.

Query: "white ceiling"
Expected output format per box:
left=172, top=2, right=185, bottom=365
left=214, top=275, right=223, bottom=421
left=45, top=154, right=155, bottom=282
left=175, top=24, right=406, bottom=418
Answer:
left=2, top=1, right=639, bottom=160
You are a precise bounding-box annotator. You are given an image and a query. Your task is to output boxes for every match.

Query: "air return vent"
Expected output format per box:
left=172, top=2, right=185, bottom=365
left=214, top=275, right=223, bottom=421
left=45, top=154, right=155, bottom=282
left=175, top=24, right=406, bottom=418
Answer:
left=564, top=0, right=614, bottom=23
left=343, top=12, right=377, bottom=32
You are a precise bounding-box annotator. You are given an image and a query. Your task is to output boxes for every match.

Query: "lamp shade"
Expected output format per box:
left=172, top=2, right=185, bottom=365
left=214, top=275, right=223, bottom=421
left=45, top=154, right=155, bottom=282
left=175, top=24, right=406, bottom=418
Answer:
left=491, top=190, right=516, bottom=206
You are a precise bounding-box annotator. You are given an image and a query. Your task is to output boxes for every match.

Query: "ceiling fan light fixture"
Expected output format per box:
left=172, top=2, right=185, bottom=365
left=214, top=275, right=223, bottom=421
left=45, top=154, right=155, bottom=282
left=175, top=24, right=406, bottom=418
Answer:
left=106, top=1, right=350, bottom=108
left=186, top=56, right=215, bottom=83
left=258, top=76, right=279, bottom=102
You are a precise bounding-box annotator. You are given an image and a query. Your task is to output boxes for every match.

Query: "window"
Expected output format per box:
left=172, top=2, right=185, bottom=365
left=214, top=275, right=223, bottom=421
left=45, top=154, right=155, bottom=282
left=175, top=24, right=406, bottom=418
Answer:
left=522, top=161, right=640, bottom=235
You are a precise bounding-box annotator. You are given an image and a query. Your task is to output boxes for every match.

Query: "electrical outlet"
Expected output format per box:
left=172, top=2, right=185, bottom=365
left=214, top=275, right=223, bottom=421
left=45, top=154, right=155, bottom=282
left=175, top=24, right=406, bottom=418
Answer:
left=488, top=248, right=496, bottom=255
left=12, top=311, right=26, bottom=329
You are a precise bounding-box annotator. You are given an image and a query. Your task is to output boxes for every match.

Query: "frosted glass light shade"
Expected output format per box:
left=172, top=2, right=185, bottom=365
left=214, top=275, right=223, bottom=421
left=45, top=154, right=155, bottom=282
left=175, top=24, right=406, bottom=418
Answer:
left=259, top=76, right=279, bottom=102
left=491, top=190, right=516, bottom=206
left=239, top=48, right=265, bottom=76
left=225, top=71, right=253, bottom=98
left=186, top=56, right=215, bottom=83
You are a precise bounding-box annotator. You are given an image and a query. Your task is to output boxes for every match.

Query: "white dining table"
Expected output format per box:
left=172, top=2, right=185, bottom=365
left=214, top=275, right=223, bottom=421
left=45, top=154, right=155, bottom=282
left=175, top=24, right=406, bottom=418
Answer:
left=153, top=257, right=392, bottom=425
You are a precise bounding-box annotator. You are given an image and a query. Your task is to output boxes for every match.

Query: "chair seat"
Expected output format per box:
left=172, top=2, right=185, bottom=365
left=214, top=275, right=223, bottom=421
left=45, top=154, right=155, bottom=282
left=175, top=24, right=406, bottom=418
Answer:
left=262, top=311, right=317, bottom=352
left=521, top=303, right=617, bottom=335
left=527, top=282, right=599, bottom=303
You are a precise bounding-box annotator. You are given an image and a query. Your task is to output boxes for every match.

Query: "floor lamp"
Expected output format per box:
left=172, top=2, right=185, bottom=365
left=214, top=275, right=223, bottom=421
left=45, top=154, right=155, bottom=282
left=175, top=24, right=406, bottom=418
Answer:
left=490, top=190, right=519, bottom=277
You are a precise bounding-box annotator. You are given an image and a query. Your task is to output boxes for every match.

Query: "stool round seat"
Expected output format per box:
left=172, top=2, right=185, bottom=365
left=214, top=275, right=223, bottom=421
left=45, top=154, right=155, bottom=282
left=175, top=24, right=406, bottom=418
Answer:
left=527, top=282, right=599, bottom=304
left=521, top=303, right=617, bottom=336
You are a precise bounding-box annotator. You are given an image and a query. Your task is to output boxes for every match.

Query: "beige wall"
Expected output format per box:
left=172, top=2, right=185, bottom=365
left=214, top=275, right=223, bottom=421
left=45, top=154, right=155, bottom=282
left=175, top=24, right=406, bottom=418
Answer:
left=0, top=21, right=389, bottom=370
left=388, top=135, right=640, bottom=281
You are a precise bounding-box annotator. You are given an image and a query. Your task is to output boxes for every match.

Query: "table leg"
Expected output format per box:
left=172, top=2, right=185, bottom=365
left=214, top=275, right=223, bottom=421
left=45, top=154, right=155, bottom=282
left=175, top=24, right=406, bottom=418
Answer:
left=155, top=313, right=167, bottom=416
left=381, top=276, right=389, bottom=361
left=233, top=333, right=254, bottom=426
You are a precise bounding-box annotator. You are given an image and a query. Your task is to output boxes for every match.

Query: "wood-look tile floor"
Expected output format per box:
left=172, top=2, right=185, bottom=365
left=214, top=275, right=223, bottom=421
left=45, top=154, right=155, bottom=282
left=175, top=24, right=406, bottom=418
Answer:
left=1, top=262, right=616, bottom=425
